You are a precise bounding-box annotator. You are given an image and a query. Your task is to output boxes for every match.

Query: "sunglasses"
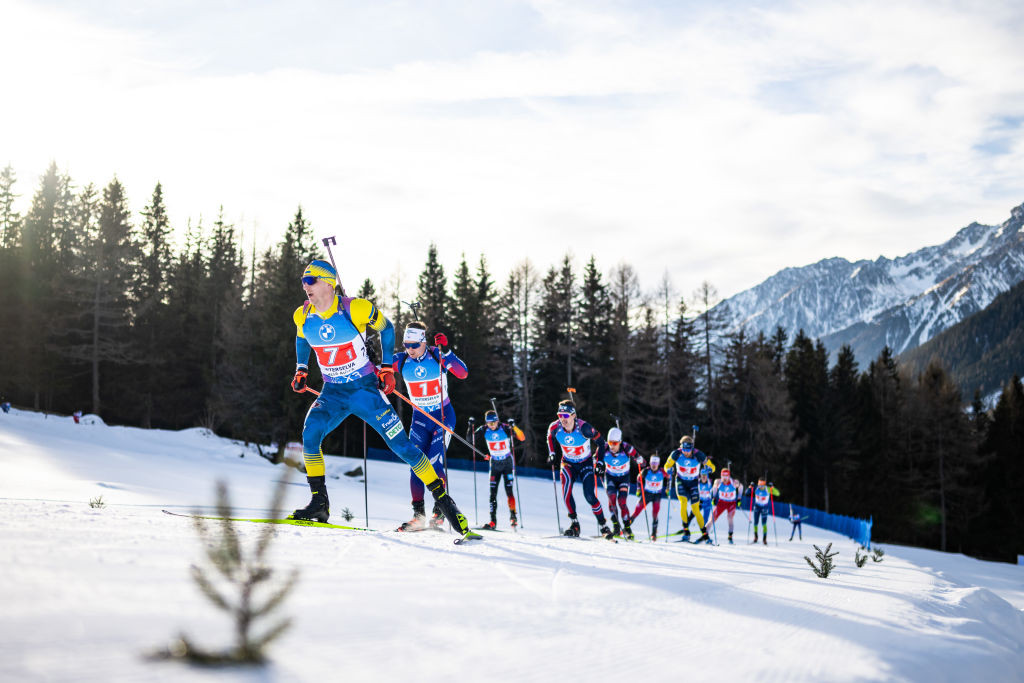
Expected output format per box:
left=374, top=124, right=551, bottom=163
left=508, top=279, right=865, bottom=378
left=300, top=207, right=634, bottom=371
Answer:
left=557, top=412, right=574, bottom=419
left=403, top=341, right=425, bottom=349
left=301, top=276, right=319, bottom=285
left=607, top=440, right=621, bottom=446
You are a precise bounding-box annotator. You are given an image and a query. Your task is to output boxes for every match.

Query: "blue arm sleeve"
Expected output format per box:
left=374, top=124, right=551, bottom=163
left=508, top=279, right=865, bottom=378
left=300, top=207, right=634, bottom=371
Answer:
left=296, top=336, right=311, bottom=367
left=378, top=317, right=396, bottom=366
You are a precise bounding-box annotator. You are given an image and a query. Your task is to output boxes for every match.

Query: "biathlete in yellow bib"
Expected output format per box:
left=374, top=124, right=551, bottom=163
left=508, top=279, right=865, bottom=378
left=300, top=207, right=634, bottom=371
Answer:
left=287, top=259, right=475, bottom=540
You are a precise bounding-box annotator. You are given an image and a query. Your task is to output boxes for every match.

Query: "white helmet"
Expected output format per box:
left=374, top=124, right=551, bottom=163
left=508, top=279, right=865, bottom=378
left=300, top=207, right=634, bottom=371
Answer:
left=608, top=427, right=622, bottom=442
left=649, top=455, right=660, bottom=469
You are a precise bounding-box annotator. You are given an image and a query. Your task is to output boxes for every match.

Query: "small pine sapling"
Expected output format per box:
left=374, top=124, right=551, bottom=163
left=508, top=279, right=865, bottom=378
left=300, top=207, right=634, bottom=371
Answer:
left=804, top=543, right=839, bottom=578
left=871, top=547, right=885, bottom=563
left=89, top=495, right=105, bottom=509
left=341, top=507, right=354, bottom=522
left=155, top=478, right=299, bottom=665
left=854, top=547, right=868, bottom=568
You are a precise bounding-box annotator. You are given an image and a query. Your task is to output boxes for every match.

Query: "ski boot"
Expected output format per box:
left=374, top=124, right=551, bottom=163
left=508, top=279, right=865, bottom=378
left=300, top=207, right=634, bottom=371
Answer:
left=426, top=479, right=478, bottom=540
left=564, top=515, right=581, bottom=537
left=429, top=502, right=446, bottom=530
left=697, top=529, right=712, bottom=544
left=681, top=529, right=691, bottom=543
left=289, top=476, right=330, bottom=523
left=728, top=531, right=734, bottom=545
left=482, top=517, right=497, bottom=530
left=763, top=534, right=768, bottom=545
left=651, top=524, right=659, bottom=541
left=752, top=532, right=759, bottom=544
left=510, top=512, right=518, bottom=529
left=611, top=515, right=621, bottom=537
left=599, top=524, right=615, bottom=540
left=508, top=496, right=518, bottom=529
left=623, top=519, right=634, bottom=541
left=396, top=500, right=427, bottom=531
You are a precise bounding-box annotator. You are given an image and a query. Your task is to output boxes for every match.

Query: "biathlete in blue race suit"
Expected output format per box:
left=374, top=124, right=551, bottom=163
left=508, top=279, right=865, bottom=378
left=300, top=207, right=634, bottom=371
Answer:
left=684, top=467, right=714, bottom=537
left=663, top=435, right=715, bottom=544
left=392, top=320, right=468, bottom=531
left=630, top=455, right=666, bottom=540
left=547, top=400, right=614, bottom=539
left=596, top=426, right=644, bottom=539
left=476, top=410, right=525, bottom=530
left=287, top=259, right=472, bottom=538
left=750, top=479, right=780, bottom=545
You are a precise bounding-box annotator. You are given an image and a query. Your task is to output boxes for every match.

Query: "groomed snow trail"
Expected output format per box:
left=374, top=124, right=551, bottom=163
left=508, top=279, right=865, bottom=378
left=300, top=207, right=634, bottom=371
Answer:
left=1, top=409, right=1021, bottom=682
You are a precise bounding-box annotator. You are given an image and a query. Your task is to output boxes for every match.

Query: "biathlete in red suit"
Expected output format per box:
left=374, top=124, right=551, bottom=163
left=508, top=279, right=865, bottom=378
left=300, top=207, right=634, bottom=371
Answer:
left=710, top=468, right=744, bottom=544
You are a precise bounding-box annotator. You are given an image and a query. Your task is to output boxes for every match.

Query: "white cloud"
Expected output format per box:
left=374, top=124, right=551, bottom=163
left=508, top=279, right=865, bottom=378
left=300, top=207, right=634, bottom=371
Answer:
left=1, top=0, right=1021, bottom=305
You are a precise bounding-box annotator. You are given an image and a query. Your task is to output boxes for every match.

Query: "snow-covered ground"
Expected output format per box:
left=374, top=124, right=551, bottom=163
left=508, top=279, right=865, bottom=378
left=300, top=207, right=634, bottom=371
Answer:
left=1, top=408, right=1021, bottom=682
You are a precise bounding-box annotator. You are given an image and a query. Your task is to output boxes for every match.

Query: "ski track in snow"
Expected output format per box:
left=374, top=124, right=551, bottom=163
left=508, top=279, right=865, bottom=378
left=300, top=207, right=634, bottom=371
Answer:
left=0, top=408, right=1022, bottom=682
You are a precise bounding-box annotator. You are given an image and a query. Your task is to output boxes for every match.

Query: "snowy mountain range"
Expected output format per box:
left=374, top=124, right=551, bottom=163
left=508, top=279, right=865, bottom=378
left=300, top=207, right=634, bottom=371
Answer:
left=714, top=202, right=1024, bottom=363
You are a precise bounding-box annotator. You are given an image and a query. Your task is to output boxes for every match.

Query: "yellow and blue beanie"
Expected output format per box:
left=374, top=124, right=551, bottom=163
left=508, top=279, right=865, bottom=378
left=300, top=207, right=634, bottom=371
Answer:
left=302, top=259, right=338, bottom=289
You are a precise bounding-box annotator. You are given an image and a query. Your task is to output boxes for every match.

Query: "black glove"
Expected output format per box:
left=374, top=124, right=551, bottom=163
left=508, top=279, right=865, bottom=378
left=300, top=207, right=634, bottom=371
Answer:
left=291, top=368, right=308, bottom=393
left=595, top=460, right=606, bottom=475
left=547, top=453, right=556, bottom=465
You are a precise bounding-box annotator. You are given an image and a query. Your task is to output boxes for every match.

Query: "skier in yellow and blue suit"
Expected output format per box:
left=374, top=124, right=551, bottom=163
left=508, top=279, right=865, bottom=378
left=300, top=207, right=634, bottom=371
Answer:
left=287, top=259, right=477, bottom=541
left=663, top=435, right=715, bottom=544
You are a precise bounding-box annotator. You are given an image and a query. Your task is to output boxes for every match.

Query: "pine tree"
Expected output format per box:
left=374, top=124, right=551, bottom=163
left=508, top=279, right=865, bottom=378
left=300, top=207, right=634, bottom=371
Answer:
left=785, top=330, right=829, bottom=507
left=80, top=177, right=141, bottom=417
left=665, top=292, right=700, bottom=454
left=533, top=255, right=575, bottom=423
left=498, top=260, right=539, bottom=461
left=417, top=243, right=448, bottom=334
left=0, top=164, right=21, bottom=248
left=575, top=256, right=614, bottom=431
left=608, top=263, right=640, bottom=423
left=135, top=183, right=173, bottom=427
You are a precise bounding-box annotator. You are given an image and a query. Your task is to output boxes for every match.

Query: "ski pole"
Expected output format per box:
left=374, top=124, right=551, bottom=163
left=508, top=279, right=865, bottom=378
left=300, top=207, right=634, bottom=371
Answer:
left=509, top=418, right=524, bottom=530
left=551, top=461, right=564, bottom=535
left=770, top=487, right=779, bottom=546
left=640, top=476, right=650, bottom=540
left=389, top=388, right=490, bottom=459
left=665, top=471, right=674, bottom=543
left=468, top=417, right=478, bottom=527
left=747, top=482, right=755, bottom=544
left=363, top=422, right=369, bottom=527
left=304, top=384, right=486, bottom=460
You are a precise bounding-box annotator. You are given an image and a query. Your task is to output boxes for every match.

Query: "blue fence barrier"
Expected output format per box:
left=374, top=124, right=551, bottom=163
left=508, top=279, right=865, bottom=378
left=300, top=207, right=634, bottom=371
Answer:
left=740, top=497, right=872, bottom=548
left=335, top=449, right=872, bottom=547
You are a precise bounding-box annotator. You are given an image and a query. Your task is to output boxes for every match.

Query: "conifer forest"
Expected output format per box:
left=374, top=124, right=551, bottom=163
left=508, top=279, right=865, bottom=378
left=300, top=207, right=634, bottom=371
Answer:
left=0, top=163, right=1020, bottom=562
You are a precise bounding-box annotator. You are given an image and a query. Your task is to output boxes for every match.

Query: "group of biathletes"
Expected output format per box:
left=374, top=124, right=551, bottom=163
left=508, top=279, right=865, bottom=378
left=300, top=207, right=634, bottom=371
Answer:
left=287, top=256, right=802, bottom=544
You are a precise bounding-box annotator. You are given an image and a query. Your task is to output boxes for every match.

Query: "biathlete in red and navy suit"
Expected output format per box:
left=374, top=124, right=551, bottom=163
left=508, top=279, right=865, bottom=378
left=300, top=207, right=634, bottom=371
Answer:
left=391, top=321, right=468, bottom=530
left=475, top=410, right=526, bottom=530
left=630, top=455, right=666, bottom=540
left=710, top=468, right=743, bottom=544
left=546, top=400, right=613, bottom=539
left=596, top=426, right=643, bottom=539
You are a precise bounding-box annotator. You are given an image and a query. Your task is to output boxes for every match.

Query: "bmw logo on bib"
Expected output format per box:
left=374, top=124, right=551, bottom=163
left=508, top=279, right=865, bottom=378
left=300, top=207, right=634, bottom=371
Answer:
left=414, top=365, right=427, bottom=379
left=319, top=324, right=336, bottom=342
left=565, top=435, right=575, bottom=444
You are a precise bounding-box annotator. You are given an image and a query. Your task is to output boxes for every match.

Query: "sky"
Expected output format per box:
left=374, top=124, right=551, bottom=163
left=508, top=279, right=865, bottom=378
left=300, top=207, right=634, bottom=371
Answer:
left=1, top=0, right=1022, bottom=304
